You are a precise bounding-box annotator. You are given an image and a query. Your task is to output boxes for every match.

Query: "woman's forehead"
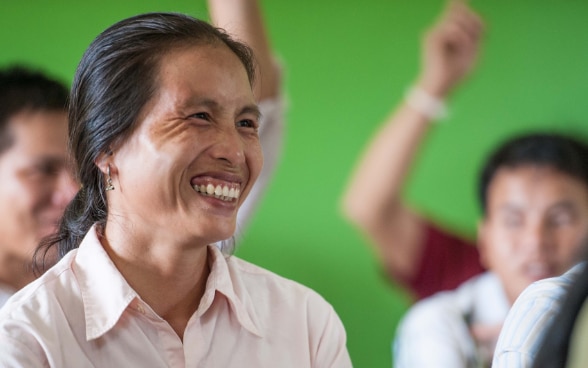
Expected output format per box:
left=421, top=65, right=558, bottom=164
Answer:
left=153, top=46, right=253, bottom=103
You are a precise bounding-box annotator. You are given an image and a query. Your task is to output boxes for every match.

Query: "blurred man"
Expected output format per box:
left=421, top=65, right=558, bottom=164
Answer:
left=0, top=66, right=78, bottom=305
left=393, top=132, right=588, bottom=367
left=341, top=2, right=588, bottom=366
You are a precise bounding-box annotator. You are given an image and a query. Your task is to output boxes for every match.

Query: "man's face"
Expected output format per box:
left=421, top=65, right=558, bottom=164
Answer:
left=479, top=165, right=588, bottom=304
left=0, top=110, right=78, bottom=262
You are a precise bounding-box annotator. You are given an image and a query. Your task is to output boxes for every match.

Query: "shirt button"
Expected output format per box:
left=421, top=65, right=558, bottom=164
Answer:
left=137, top=304, right=145, bottom=314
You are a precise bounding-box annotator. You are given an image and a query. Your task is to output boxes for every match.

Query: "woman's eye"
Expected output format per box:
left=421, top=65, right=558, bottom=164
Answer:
left=236, top=119, right=256, bottom=128
left=191, top=112, right=209, bottom=120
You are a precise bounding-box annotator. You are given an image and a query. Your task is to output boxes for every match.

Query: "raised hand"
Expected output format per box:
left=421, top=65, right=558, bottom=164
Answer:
left=417, top=1, right=484, bottom=97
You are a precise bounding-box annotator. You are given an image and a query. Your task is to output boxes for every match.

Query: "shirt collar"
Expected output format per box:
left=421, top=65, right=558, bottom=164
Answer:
left=198, top=245, right=263, bottom=337
left=73, top=225, right=138, bottom=341
left=74, top=227, right=262, bottom=340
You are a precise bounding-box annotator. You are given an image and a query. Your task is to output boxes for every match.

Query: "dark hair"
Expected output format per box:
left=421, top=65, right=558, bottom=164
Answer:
left=478, top=132, right=588, bottom=214
left=34, top=12, right=256, bottom=272
left=0, top=65, right=68, bottom=153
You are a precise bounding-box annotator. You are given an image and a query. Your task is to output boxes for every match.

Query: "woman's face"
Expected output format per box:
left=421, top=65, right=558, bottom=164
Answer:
left=108, top=44, right=262, bottom=245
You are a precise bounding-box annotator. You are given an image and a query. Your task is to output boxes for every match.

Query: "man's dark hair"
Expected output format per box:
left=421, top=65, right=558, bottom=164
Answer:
left=0, top=66, right=68, bottom=153
left=479, top=132, right=588, bottom=214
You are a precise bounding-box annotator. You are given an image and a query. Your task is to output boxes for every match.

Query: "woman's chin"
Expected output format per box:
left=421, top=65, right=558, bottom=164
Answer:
left=191, top=223, right=236, bottom=246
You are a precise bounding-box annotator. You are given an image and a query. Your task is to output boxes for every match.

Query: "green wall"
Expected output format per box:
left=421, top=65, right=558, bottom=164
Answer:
left=3, top=1, right=588, bottom=366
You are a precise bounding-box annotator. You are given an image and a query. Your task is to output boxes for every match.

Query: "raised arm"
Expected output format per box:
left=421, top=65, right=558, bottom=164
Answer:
left=341, top=1, right=483, bottom=283
left=208, top=0, right=280, bottom=101
left=208, top=0, right=285, bottom=234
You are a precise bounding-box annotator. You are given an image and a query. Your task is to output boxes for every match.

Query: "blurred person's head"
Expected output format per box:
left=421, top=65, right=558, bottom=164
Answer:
left=0, top=66, right=77, bottom=289
left=477, top=132, right=588, bottom=303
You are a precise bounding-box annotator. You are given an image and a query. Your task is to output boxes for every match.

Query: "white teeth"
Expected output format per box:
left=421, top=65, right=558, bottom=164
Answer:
left=192, top=182, right=241, bottom=202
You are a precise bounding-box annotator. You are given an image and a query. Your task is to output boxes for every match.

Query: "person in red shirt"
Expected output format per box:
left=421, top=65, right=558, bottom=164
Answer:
left=341, top=1, right=588, bottom=305
left=341, top=2, right=485, bottom=300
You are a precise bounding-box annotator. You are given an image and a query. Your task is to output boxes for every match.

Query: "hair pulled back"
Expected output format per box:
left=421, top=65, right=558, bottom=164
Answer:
left=35, top=12, right=255, bottom=272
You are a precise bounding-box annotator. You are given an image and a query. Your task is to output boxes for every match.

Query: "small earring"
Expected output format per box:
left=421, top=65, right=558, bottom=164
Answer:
left=105, top=165, right=115, bottom=191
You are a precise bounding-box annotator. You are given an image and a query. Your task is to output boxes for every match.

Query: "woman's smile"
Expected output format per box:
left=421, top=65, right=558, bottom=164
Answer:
left=191, top=177, right=242, bottom=203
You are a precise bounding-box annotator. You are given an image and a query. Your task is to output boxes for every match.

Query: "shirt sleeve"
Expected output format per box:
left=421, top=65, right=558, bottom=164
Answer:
left=235, top=96, right=286, bottom=236
left=403, top=222, right=485, bottom=300
left=307, top=294, right=353, bottom=368
left=492, top=273, right=577, bottom=368
left=393, top=295, right=478, bottom=368
left=0, top=335, right=47, bottom=368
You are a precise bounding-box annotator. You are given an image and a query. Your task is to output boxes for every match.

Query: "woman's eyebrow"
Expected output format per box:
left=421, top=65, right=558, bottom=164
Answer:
left=179, top=98, right=260, bottom=118
left=178, top=97, right=219, bottom=111
left=239, top=104, right=261, bottom=120
left=183, top=98, right=261, bottom=121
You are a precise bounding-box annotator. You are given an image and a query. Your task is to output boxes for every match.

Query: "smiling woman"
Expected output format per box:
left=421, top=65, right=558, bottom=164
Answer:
left=0, top=12, right=351, bottom=367
left=102, top=44, right=263, bottom=250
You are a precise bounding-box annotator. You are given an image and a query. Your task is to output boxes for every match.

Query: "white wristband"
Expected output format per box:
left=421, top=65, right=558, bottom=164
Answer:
left=405, top=87, right=448, bottom=122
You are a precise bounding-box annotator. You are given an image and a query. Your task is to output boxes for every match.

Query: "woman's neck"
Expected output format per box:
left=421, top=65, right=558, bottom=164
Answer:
left=100, top=224, right=211, bottom=340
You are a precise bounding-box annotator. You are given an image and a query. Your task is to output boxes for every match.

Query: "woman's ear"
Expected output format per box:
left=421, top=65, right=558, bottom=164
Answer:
left=94, top=149, right=116, bottom=175
left=95, top=149, right=118, bottom=192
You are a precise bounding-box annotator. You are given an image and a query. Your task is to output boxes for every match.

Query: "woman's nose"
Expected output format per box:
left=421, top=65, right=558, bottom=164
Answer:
left=209, top=126, right=246, bottom=165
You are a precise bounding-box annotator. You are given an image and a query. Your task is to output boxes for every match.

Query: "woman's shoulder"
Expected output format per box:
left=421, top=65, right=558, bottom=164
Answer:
left=227, top=255, right=331, bottom=308
left=0, top=250, right=80, bottom=321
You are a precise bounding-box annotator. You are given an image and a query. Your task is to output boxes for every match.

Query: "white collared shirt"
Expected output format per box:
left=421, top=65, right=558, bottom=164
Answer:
left=394, top=272, right=510, bottom=368
left=0, top=283, right=14, bottom=309
left=0, top=226, right=351, bottom=368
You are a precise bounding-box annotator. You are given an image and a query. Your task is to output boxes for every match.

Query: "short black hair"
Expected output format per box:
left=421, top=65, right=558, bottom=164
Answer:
left=479, top=132, right=588, bottom=214
left=0, top=65, right=69, bottom=152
